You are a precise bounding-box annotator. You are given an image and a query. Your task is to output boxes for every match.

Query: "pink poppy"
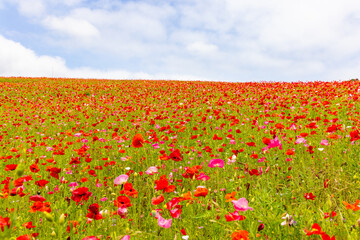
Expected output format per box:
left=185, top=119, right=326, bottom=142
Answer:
left=196, top=172, right=210, bottom=181
left=320, top=139, right=329, bottom=146
left=268, top=136, right=282, bottom=150
left=145, top=166, right=158, bottom=175
left=232, top=198, right=253, bottom=212
left=295, top=138, right=306, bottom=145
left=157, top=213, right=172, bottom=228
left=114, top=174, right=129, bottom=185
left=208, top=159, right=224, bottom=168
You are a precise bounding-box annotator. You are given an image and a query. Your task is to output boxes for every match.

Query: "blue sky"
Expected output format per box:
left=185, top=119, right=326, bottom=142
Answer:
left=1, top=0, right=360, bottom=82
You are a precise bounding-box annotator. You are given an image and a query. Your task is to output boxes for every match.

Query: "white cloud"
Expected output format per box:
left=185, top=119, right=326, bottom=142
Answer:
left=0, top=34, right=67, bottom=77
left=13, top=0, right=45, bottom=17
left=42, top=16, right=99, bottom=38
left=58, top=0, right=84, bottom=6
left=0, top=34, right=203, bottom=80
left=186, top=41, right=218, bottom=55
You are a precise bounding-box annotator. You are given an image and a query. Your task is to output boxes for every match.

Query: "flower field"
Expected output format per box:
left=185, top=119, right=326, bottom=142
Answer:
left=1, top=77, right=360, bottom=239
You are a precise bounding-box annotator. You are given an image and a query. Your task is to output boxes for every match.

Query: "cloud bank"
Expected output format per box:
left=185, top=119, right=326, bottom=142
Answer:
left=1, top=0, right=360, bottom=81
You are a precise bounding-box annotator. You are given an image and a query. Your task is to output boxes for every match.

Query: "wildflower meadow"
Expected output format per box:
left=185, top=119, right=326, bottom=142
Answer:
left=1, top=77, right=360, bottom=240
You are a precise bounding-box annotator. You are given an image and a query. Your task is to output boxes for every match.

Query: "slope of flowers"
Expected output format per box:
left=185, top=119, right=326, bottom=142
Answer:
left=0, top=77, right=359, bottom=239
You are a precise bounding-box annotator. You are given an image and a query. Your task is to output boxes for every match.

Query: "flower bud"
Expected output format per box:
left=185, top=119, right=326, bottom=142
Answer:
left=59, top=214, right=66, bottom=224
left=43, top=212, right=54, bottom=222
left=258, top=223, right=265, bottom=231
left=16, top=163, right=25, bottom=177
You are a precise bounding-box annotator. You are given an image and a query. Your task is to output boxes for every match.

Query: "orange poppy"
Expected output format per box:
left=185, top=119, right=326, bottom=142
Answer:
left=194, top=187, right=208, bottom=197
left=343, top=199, right=360, bottom=211
left=181, top=191, right=193, bottom=201
left=231, top=230, right=249, bottom=240
left=225, top=191, right=237, bottom=202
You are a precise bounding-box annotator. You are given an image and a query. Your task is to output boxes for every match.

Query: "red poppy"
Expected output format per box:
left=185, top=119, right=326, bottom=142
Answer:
left=29, top=164, right=40, bottom=173
left=250, top=153, right=258, bottom=159
left=48, top=167, right=61, bottom=179
left=119, top=183, right=138, bottom=198
left=114, top=196, right=132, bottom=208
left=262, top=137, right=271, bottom=145
left=155, top=175, right=176, bottom=193
left=213, top=134, right=223, bottom=140
left=225, top=212, right=246, bottom=222
left=29, top=201, right=51, bottom=213
left=0, top=216, right=11, bottom=232
left=182, top=165, right=202, bottom=179
left=304, top=223, right=323, bottom=235
left=4, top=164, right=17, bottom=171
left=324, top=179, right=330, bottom=188
left=29, top=195, right=46, bottom=202
left=69, top=157, right=81, bottom=164
left=81, top=177, right=89, bottom=183
left=35, top=179, right=49, bottom=187
left=285, top=149, right=295, bottom=155
left=151, top=195, right=164, bottom=205
left=169, top=149, right=183, bottom=161
left=16, top=235, right=31, bottom=240
left=132, top=133, right=144, bottom=148
left=71, top=187, right=92, bottom=204
left=13, top=177, right=26, bottom=187
left=22, top=221, right=36, bottom=229
left=304, top=192, right=316, bottom=200
left=249, top=169, right=260, bottom=176
left=350, top=130, right=360, bottom=142
left=246, top=142, right=256, bottom=147
left=86, top=203, right=103, bottom=220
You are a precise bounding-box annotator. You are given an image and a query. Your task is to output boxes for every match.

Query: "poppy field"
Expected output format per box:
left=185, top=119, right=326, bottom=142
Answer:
left=1, top=77, right=360, bottom=240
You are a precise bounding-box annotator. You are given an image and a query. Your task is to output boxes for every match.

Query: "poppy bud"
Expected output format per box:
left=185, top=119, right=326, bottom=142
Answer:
left=151, top=210, right=158, bottom=217
left=16, top=163, right=25, bottom=177
left=43, top=212, right=54, bottom=222
left=258, top=223, right=265, bottom=231
left=59, top=214, right=66, bottom=224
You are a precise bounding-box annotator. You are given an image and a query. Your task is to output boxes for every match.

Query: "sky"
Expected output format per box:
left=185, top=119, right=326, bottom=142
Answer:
left=1, top=0, right=360, bottom=82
